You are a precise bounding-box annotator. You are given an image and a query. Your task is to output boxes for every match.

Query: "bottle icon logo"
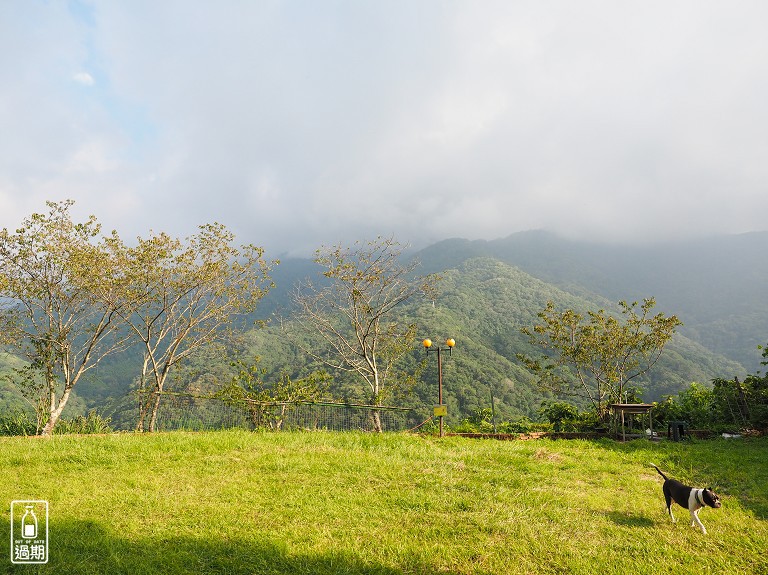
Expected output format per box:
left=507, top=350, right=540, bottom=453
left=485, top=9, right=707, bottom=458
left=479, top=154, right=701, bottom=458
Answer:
left=21, top=505, right=38, bottom=539
left=10, top=500, right=48, bottom=564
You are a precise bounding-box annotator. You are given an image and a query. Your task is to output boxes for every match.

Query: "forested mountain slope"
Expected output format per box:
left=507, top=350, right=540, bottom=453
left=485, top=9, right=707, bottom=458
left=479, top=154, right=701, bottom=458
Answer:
left=417, top=230, right=768, bottom=371
left=404, top=257, right=743, bottom=417
left=237, top=257, right=744, bottom=423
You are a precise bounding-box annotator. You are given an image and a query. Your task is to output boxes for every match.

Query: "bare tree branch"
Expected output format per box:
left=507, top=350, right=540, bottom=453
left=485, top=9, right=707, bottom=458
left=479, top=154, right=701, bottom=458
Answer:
left=291, top=237, right=439, bottom=431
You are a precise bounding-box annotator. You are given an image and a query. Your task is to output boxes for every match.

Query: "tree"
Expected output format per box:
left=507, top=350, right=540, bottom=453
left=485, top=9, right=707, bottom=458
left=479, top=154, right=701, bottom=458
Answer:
left=519, top=298, right=682, bottom=421
left=216, top=356, right=331, bottom=430
left=0, top=201, right=130, bottom=435
left=291, top=237, right=439, bottom=431
left=102, top=224, right=275, bottom=432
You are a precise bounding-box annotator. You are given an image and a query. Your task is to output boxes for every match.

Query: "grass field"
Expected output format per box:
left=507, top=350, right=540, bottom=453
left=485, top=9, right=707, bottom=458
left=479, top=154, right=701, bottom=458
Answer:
left=1, top=431, right=767, bottom=575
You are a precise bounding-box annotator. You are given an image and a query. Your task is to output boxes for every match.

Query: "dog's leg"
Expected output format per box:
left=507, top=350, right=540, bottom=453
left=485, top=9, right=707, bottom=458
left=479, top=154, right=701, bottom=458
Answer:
left=654, top=486, right=675, bottom=523
left=664, top=489, right=676, bottom=523
left=689, top=508, right=707, bottom=535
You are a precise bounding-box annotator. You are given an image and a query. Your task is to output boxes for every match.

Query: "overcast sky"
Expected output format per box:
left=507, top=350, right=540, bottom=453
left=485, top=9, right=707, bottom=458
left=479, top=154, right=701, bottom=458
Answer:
left=2, top=1, right=767, bottom=256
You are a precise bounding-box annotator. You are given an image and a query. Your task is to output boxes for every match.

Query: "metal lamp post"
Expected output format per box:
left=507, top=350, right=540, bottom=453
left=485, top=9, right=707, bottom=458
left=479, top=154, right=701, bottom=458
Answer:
left=423, top=337, right=455, bottom=437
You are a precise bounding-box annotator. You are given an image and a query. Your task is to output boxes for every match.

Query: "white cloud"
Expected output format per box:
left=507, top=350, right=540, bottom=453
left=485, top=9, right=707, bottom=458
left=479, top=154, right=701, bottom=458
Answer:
left=1, top=1, right=767, bottom=255
left=73, top=72, right=95, bottom=86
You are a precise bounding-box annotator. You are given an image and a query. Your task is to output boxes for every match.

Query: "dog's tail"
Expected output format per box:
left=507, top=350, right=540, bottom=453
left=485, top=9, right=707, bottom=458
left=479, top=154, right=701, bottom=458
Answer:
left=650, top=463, right=668, bottom=480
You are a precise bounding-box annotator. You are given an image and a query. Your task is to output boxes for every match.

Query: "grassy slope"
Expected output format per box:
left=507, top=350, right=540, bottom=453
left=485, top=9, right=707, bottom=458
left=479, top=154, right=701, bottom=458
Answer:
left=1, top=431, right=767, bottom=575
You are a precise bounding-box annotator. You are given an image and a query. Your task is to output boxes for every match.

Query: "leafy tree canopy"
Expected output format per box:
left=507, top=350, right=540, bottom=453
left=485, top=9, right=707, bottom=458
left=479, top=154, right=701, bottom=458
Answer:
left=519, top=297, right=682, bottom=419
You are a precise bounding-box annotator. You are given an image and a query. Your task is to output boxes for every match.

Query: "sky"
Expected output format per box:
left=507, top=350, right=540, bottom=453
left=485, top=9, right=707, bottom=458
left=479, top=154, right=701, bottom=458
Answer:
left=2, top=1, right=767, bottom=256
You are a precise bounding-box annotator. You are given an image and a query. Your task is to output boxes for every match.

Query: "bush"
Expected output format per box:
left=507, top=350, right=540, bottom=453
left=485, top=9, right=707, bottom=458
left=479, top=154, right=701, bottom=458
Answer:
left=654, top=378, right=768, bottom=433
left=539, top=402, right=601, bottom=432
left=54, top=410, right=113, bottom=435
left=712, top=374, right=768, bottom=431
left=497, top=417, right=551, bottom=434
left=0, top=411, right=38, bottom=436
left=653, top=383, right=718, bottom=430
left=446, top=415, right=551, bottom=435
left=539, top=402, right=578, bottom=431
left=449, top=419, right=493, bottom=434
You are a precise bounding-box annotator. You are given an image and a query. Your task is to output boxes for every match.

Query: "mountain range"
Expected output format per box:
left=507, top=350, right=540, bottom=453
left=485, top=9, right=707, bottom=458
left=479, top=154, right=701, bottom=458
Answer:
left=415, top=230, right=768, bottom=372
left=238, top=230, right=762, bottom=422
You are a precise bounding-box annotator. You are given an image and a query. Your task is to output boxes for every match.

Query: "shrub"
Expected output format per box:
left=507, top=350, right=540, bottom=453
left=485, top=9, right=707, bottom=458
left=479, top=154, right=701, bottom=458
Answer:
left=446, top=415, right=551, bottom=435
left=538, top=402, right=605, bottom=433
left=497, top=417, right=551, bottom=434
left=0, top=411, right=38, bottom=436
left=54, top=410, right=113, bottom=435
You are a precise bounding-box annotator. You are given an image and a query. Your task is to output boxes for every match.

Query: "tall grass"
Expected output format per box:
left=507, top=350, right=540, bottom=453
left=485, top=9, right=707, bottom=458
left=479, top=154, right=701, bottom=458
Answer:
left=1, top=431, right=766, bottom=574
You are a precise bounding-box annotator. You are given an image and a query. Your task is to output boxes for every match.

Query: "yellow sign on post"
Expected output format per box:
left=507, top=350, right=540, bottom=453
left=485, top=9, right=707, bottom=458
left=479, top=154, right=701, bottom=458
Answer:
left=433, top=405, right=448, bottom=417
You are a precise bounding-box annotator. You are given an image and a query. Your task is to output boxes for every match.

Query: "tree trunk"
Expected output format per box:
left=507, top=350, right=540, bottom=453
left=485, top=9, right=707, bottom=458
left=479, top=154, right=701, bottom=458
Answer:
left=370, top=373, right=382, bottom=432
left=41, top=386, right=74, bottom=437
left=148, top=391, right=162, bottom=432
left=135, top=353, right=151, bottom=432
left=136, top=394, right=154, bottom=432
left=371, top=409, right=382, bottom=432
left=40, top=345, right=58, bottom=436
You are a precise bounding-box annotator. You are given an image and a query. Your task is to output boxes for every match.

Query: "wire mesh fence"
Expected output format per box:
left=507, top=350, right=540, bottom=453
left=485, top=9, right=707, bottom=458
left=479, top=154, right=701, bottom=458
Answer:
left=125, top=392, right=430, bottom=433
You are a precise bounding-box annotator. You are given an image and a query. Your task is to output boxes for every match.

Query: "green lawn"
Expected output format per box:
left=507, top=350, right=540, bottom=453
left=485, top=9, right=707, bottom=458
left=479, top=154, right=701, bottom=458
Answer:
left=1, top=431, right=767, bottom=574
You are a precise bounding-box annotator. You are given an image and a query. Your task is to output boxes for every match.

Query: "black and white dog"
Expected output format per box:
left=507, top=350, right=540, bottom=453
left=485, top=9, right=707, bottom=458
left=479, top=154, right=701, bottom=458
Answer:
left=651, top=464, right=721, bottom=534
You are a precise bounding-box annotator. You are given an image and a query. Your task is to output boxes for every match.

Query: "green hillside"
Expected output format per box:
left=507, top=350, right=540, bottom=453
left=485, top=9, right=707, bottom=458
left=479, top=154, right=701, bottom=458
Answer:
left=0, top=237, right=755, bottom=427
left=404, top=257, right=744, bottom=419
left=417, top=230, right=768, bottom=371
left=166, top=257, right=744, bottom=428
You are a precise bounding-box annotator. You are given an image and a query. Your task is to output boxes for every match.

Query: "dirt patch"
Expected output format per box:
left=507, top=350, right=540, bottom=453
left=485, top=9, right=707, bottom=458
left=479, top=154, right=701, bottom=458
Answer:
left=534, top=447, right=562, bottom=462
